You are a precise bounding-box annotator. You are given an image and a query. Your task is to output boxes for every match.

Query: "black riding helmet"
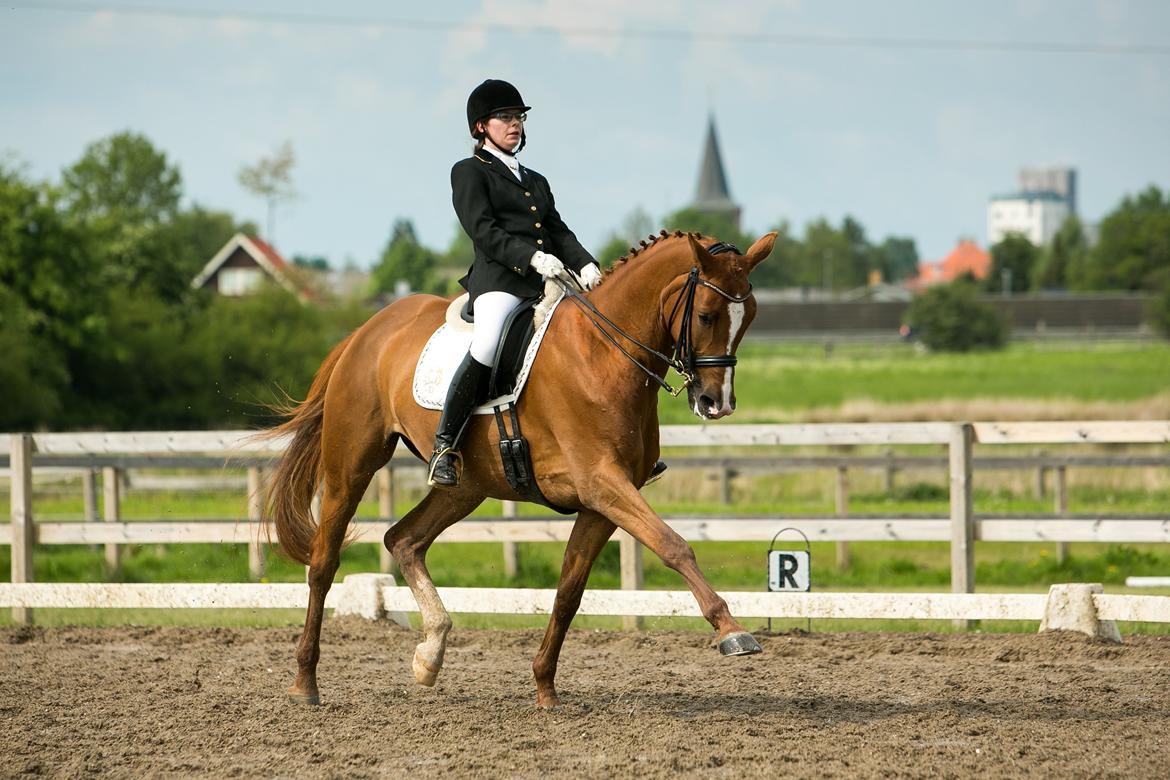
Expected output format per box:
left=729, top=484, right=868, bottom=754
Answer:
left=467, top=79, right=531, bottom=154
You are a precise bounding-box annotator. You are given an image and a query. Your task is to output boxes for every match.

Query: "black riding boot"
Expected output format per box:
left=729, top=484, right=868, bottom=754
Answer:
left=427, top=353, right=491, bottom=487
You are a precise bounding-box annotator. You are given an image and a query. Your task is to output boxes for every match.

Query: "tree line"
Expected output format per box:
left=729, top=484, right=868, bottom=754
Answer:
left=1, top=132, right=368, bottom=431
left=3, top=129, right=1168, bottom=429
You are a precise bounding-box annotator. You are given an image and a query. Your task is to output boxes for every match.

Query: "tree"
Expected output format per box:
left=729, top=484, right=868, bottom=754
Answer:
left=661, top=206, right=751, bottom=251
left=905, top=281, right=1007, bottom=352
left=0, top=285, right=69, bottom=428
left=1034, top=215, right=1086, bottom=291
left=61, top=131, right=181, bottom=225
left=370, top=219, right=437, bottom=294
left=1076, top=185, right=1170, bottom=291
left=799, top=218, right=853, bottom=290
left=875, top=236, right=920, bottom=283
left=59, top=132, right=196, bottom=299
left=0, top=162, right=100, bottom=350
left=293, top=255, right=330, bottom=271
left=594, top=235, right=631, bottom=268
left=238, top=141, right=297, bottom=242
left=986, top=233, right=1038, bottom=293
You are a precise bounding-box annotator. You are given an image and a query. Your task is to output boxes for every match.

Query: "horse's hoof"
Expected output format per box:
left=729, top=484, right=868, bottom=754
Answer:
left=287, top=688, right=321, bottom=706
left=412, top=649, right=439, bottom=687
left=718, top=631, right=763, bottom=657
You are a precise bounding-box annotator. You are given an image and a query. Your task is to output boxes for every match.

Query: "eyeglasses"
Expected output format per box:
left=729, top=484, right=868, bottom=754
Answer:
left=489, top=111, right=527, bottom=125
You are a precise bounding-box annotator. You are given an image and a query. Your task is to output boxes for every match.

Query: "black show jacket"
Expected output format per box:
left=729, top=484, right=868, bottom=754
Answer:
left=451, top=150, right=596, bottom=307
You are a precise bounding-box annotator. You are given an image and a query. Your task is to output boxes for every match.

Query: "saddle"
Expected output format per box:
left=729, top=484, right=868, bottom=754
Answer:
left=414, top=288, right=573, bottom=514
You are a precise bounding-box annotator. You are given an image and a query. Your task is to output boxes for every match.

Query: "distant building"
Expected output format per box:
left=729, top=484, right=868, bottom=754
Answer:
left=192, top=233, right=313, bottom=301
left=909, top=240, right=991, bottom=289
left=691, top=115, right=741, bottom=229
left=988, top=166, right=1076, bottom=246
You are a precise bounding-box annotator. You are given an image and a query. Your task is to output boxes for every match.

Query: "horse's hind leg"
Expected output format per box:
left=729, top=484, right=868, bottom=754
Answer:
left=384, top=487, right=484, bottom=687
left=289, top=437, right=393, bottom=705
left=532, top=509, right=615, bottom=708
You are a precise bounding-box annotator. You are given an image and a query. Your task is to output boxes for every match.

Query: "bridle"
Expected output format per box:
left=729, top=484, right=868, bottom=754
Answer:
left=557, top=242, right=751, bottom=397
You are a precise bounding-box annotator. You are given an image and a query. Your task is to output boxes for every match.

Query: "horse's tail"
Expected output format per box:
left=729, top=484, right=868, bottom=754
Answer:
left=256, top=332, right=356, bottom=565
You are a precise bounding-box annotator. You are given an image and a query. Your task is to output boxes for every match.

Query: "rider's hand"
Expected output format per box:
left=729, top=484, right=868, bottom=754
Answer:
left=579, top=262, right=603, bottom=290
left=531, top=251, right=565, bottom=280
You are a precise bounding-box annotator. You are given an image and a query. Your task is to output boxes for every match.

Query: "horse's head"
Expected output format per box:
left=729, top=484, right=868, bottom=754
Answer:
left=663, top=233, right=775, bottom=420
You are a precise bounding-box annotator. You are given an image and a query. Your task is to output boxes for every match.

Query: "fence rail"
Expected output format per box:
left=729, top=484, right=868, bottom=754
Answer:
left=1, top=581, right=1167, bottom=628
left=5, top=422, right=1169, bottom=625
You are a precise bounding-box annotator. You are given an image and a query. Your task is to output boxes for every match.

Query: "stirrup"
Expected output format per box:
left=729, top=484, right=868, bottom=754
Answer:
left=427, top=447, right=463, bottom=487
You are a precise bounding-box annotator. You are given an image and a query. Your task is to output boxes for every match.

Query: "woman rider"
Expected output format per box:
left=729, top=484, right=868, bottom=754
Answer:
left=428, top=79, right=603, bottom=487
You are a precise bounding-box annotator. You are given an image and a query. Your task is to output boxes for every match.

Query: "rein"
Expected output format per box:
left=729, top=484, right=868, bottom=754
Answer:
left=557, top=250, right=751, bottom=397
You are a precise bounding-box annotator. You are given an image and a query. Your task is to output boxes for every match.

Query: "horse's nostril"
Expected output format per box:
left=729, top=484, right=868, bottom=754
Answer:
left=700, top=394, right=717, bottom=410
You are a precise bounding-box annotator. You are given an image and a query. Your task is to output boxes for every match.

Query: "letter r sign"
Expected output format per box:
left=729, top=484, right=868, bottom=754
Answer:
left=767, top=550, right=810, bottom=592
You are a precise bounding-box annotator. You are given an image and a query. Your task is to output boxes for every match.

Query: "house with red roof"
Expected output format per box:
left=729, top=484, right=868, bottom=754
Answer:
left=907, top=240, right=991, bottom=290
left=191, top=233, right=314, bottom=301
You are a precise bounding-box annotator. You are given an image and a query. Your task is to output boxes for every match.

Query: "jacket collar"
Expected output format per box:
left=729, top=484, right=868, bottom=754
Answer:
left=473, top=149, right=528, bottom=188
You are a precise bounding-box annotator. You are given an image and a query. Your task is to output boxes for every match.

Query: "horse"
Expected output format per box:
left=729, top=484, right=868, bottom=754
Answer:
left=261, top=229, right=777, bottom=707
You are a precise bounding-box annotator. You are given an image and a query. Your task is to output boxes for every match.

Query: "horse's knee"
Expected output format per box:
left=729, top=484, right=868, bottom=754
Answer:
left=658, top=536, right=697, bottom=573
left=385, top=529, right=420, bottom=569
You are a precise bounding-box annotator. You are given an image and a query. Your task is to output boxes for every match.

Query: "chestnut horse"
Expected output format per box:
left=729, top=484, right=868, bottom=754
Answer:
left=262, top=230, right=776, bottom=706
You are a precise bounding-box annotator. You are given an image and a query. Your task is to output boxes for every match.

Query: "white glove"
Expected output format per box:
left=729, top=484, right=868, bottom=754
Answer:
left=578, top=262, right=603, bottom=290
left=531, top=251, right=565, bottom=280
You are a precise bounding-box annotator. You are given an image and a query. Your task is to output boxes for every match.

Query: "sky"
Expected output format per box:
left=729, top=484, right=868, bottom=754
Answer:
left=2, top=0, right=1168, bottom=269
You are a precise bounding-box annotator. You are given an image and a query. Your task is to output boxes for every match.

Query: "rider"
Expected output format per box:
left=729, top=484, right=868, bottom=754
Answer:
left=428, top=79, right=604, bottom=487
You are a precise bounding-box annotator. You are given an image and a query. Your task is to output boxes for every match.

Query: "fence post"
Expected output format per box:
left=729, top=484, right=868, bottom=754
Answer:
left=949, top=424, right=975, bottom=629
left=883, top=448, right=897, bottom=493
left=10, top=434, right=34, bottom=624
left=620, top=531, right=644, bottom=630
left=502, top=501, right=519, bottom=579
left=835, top=465, right=850, bottom=570
left=82, top=467, right=98, bottom=522
left=1055, top=465, right=1069, bottom=564
left=102, top=466, right=121, bottom=573
left=378, top=466, right=399, bottom=575
left=246, top=467, right=266, bottom=580
left=1034, top=449, right=1048, bottom=499
left=719, top=460, right=732, bottom=505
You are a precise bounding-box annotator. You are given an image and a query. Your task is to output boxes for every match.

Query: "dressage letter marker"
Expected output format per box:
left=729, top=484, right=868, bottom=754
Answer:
left=768, top=550, right=810, bottom=592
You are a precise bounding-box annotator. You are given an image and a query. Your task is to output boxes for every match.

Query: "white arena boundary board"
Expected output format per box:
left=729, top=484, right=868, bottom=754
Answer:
left=3, top=583, right=1168, bottom=625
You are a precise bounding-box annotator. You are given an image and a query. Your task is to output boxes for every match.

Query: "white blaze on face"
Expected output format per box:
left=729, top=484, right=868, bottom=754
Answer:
left=720, top=302, right=745, bottom=415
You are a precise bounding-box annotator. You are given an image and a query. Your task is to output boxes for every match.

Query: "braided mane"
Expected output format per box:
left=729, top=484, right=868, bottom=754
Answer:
left=602, top=229, right=715, bottom=278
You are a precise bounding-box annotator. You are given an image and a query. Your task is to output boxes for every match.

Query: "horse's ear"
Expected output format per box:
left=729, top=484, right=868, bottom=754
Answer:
left=686, top=234, right=718, bottom=275
left=742, top=232, right=778, bottom=273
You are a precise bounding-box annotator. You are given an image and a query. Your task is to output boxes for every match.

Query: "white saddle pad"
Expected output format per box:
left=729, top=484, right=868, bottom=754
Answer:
left=412, top=290, right=565, bottom=414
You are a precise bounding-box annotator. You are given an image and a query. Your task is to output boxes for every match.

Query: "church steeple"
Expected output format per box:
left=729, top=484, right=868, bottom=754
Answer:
left=692, top=115, right=741, bottom=229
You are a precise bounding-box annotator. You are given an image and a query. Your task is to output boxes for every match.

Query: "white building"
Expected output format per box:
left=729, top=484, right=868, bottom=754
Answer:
left=987, top=192, right=1070, bottom=246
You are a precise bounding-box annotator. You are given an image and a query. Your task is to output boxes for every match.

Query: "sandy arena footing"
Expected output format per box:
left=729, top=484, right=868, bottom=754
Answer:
left=5, top=620, right=1169, bottom=778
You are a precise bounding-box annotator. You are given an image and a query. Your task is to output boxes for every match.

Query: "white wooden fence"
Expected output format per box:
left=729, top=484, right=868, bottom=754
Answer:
left=4, top=423, right=1169, bottom=624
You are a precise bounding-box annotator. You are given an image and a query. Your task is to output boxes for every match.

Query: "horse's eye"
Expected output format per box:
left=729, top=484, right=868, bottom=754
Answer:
left=698, top=313, right=714, bottom=326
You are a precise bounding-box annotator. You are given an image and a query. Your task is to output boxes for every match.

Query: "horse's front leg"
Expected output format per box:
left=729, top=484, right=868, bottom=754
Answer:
left=384, top=488, right=484, bottom=687
left=581, top=468, right=761, bottom=656
left=532, top=509, right=616, bottom=708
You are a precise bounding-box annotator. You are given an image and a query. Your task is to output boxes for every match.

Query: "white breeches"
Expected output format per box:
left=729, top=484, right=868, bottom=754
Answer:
left=469, top=291, right=524, bottom=366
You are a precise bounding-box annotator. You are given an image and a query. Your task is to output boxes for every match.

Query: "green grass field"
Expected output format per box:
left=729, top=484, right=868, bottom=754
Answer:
left=659, top=339, right=1170, bottom=423
left=3, top=339, right=1168, bottom=631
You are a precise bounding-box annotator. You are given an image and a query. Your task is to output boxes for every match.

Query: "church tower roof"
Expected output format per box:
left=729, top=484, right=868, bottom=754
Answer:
left=691, top=115, right=741, bottom=228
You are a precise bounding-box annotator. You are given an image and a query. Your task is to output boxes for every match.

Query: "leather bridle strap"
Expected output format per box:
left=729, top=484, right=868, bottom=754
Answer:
left=557, top=279, right=684, bottom=395
left=556, top=266, right=752, bottom=397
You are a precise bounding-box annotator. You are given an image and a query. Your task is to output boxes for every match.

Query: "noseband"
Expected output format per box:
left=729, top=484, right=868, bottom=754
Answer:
left=557, top=246, right=751, bottom=397
left=666, top=265, right=752, bottom=378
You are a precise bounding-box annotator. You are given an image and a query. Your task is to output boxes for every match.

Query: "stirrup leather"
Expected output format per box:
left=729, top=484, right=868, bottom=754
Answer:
left=427, top=446, right=464, bottom=487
